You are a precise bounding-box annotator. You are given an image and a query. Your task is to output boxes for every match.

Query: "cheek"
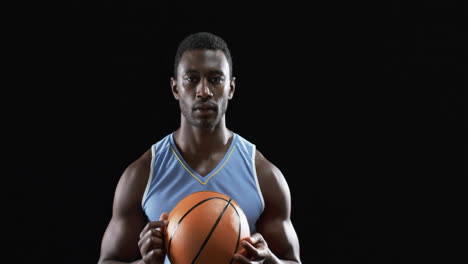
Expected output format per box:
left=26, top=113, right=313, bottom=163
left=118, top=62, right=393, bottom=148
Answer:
left=179, top=89, right=194, bottom=100
left=217, top=96, right=230, bottom=109
left=218, top=86, right=231, bottom=97
left=180, top=97, right=191, bottom=107
left=180, top=96, right=197, bottom=111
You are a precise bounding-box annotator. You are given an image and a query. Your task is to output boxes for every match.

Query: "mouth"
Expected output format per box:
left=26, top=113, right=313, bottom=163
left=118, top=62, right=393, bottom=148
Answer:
left=193, top=103, right=217, bottom=112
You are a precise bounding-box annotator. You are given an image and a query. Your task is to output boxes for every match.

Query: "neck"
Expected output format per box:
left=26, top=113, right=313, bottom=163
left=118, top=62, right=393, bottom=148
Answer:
left=174, top=117, right=232, bottom=155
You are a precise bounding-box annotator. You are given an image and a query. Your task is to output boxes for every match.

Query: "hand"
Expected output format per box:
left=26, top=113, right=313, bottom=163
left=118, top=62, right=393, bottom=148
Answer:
left=233, top=233, right=271, bottom=264
left=138, top=212, right=169, bottom=264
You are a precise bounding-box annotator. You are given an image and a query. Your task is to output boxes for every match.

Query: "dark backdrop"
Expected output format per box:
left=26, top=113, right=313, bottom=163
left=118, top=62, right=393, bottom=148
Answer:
left=7, top=1, right=463, bottom=264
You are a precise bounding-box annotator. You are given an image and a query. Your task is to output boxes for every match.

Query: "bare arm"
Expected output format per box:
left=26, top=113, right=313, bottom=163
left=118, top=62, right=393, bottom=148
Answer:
left=234, top=150, right=301, bottom=264
left=98, top=150, right=151, bottom=264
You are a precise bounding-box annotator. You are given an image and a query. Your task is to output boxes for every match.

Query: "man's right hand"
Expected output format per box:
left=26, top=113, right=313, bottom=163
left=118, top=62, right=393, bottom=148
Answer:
left=138, top=212, right=169, bottom=264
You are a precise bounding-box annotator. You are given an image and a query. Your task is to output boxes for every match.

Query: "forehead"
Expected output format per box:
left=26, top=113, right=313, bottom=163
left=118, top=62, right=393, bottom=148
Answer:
left=178, top=49, right=230, bottom=75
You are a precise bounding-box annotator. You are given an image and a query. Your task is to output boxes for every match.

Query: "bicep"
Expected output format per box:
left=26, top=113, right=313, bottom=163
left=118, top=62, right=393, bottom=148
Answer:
left=99, top=212, right=146, bottom=262
left=256, top=152, right=301, bottom=262
left=98, top=156, right=150, bottom=263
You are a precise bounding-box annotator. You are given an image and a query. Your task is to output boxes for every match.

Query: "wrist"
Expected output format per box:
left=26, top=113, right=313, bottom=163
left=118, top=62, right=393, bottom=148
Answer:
left=264, top=248, right=278, bottom=264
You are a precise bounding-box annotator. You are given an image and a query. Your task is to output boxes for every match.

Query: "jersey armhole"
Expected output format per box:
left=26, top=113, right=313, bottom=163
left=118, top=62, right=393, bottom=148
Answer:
left=141, top=144, right=156, bottom=209
left=252, top=144, right=265, bottom=210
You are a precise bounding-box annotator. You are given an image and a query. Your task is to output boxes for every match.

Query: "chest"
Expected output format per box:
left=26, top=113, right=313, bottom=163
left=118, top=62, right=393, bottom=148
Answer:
left=183, top=152, right=225, bottom=177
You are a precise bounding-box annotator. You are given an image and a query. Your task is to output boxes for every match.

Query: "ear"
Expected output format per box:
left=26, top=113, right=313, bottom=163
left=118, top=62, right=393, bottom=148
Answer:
left=228, top=76, right=236, bottom=100
left=170, top=77, right=179, bottom=100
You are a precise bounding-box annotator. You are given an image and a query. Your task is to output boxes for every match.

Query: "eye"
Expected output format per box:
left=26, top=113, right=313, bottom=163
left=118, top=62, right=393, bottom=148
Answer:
left=184, top=76, right=199, bottom=83
left=210, top=76, right=225, bottom=84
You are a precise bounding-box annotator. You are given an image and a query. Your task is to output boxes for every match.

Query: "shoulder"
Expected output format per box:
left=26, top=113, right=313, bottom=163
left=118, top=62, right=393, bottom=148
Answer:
left=232, top=133, right=256, bottom=157
left=121, top=134, right=172, bottom=185
left=113, top=149, right=153, bottom=213
left=123, top=149, right=152, bottom=181
left=254, top=149, right=291, bottom=212
left=120, top=134, right=172, bottom=190
left=255, top=150, right=285, bottom=187
left=152, top=134, right=173, bottom=155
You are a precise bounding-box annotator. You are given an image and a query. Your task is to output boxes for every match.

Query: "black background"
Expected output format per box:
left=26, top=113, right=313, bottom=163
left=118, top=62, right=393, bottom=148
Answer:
left=6, top=1, right=463, bottom=264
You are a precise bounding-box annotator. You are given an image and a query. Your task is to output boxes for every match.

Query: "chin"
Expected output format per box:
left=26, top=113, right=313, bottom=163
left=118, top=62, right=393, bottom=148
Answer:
left=193, top=118, right=219, bottom=129
left=196, top=122, right=217, bottom=129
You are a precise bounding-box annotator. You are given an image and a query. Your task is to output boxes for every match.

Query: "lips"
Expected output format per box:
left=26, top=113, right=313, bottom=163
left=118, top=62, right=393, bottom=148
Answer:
left=193, top=102, right=217, bottom=111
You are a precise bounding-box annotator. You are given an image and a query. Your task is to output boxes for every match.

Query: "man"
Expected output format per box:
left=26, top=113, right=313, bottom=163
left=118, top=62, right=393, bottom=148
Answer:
left=98, top=32, right=302, bottom=264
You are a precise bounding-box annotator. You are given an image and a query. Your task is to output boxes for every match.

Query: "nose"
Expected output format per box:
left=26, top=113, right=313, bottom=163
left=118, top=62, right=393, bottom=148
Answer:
left=196, top=78, right=213, bottom=100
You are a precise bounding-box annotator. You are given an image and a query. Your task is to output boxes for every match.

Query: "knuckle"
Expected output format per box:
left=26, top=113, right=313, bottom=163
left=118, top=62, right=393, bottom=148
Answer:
left=139, top=229, right=147, bottom=239
left=151, top=237, right=163, bottom=246
left=152, top=229, right=162, bottom=237
left=148, top=248, right=165, bottom=259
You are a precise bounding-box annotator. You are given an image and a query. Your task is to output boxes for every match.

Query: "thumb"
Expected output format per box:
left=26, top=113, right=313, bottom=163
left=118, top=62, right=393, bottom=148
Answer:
left=243, top=233, right=262, bottom=245
left=159, top=212, right=170, bottom=236
left=160, top=212, right=169, bottom=222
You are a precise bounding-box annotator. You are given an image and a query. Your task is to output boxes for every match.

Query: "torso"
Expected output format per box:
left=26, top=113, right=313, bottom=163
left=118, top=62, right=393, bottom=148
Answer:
left=141, top=132, right=264, bottom=233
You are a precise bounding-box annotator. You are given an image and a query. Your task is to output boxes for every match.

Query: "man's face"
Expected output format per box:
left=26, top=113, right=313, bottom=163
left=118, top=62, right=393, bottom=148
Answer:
left=172, top=49, right=234, bottom=129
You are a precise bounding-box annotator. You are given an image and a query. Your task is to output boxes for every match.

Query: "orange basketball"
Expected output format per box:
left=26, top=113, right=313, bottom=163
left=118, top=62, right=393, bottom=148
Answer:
left=164, top=191, right=250, bottom=264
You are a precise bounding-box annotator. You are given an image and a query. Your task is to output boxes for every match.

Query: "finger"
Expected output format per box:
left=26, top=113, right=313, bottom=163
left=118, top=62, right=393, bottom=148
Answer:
left=159, top=212, right=170, bottom=236
left=140, top=220, right=168, bottom=238
left=241, top=240, right=261, bottom=259
left=232, top=253, right=251, bottom=264
left=138, top=228, right=164, bottom=247
left=159, top=212, right=169, bottom=221
left=237, top=247, right=247, bottom=256
left=148, top=220, right=169, bottom=229
left=244, top=232, right=264, bottom=245
left=139, top=222, right=152, bottom=239
left=143, top=248, right=165, bottom=264
left=139, top=236, right=152, bottom=255
left=139, top=236, right=165, bottom=256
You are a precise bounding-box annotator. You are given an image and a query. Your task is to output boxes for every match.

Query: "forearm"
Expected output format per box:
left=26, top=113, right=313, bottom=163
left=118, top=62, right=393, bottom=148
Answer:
left=265, top=250, right=301, bottom=264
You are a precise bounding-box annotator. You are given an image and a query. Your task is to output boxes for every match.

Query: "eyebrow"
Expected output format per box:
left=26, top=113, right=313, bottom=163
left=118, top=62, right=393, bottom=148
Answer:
left=184, top=69, right=226, bottom=76
left=207, top=70, right=225, bottom=76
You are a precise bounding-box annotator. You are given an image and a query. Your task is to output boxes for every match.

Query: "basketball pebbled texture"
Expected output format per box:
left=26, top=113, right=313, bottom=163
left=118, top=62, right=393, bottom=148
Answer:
left=164, top=191, right=250, bottom=264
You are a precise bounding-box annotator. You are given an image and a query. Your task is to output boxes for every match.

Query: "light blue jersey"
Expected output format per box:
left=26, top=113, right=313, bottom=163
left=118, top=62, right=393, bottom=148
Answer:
left=141, top=133, right=264, bottom=264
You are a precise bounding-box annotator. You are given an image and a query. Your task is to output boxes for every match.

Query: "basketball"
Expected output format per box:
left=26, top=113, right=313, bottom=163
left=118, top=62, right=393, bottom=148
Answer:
left=164, top=191, right=250, bottom=264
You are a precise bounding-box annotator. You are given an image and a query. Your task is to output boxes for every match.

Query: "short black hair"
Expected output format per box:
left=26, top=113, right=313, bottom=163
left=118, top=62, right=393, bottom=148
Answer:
left=174, top=32, right=233, bottom=78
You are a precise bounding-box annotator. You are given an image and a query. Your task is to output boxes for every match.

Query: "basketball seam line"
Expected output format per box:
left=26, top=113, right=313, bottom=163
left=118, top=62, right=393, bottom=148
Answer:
left=191, top=199, right=232, bottom=264
left=167, top=197, right=229, bottom=263
left=230, top=203, right=242, bottom=264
